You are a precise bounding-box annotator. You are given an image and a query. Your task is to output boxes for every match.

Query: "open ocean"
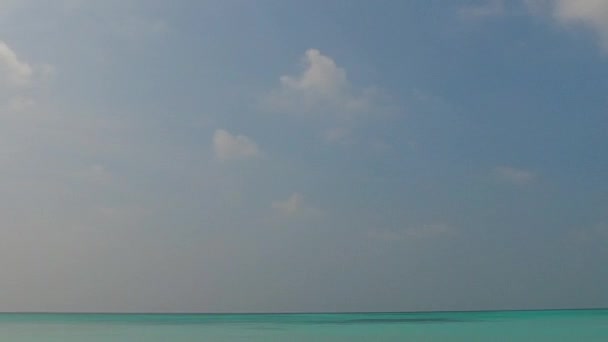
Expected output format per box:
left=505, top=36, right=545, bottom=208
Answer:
left=1, top=310, right=607, bottom=341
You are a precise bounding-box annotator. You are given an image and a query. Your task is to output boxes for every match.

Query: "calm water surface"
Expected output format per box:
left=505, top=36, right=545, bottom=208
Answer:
left=1, top=310, right=607, bottom=341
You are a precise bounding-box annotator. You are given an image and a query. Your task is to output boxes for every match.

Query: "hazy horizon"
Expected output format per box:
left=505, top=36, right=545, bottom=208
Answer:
left=1, top=306, right=607, bottom=314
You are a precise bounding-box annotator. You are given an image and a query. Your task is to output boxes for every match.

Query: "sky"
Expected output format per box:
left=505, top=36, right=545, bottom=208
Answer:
left=0, top=0, right=607, bottom=313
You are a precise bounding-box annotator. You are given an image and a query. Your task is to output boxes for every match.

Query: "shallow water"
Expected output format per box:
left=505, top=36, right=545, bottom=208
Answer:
left=1, top=309, right=607, bottom=341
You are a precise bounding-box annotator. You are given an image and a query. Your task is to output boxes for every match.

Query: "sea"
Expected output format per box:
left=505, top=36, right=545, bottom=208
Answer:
left=1, top=309, right=607, bottom=341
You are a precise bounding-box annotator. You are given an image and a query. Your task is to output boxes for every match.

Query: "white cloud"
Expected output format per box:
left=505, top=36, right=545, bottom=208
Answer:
left=552, top=0, right=608, bottom=50
left=459, top=0, right=506, bottom=19
left=0, top=40, right=53, bottom=115
left=265, top=49, right=380, bottom=118
left=494, top=166, right=535, bottom=185
left=271, top=192, right=321, bottom=218
left=460, top=1, right=608, bottom=52
left=213, top=129, right=261, bottom=161
left=524, top=0, right=608, bottom=52
left=281, top=49, right=348, bottom=96
left=0, top=40, right=33, bottom=87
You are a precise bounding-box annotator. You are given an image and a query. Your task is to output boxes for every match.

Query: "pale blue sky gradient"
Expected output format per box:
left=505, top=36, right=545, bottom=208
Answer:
left=0, top=0, right=607, bottom=312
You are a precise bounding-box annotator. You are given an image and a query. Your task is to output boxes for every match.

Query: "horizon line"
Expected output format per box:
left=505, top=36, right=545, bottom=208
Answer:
left=1, top=307, right=606, bottom=315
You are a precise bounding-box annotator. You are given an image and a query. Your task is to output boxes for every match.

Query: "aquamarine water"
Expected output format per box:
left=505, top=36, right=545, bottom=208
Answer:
left=1, top=310, right=607, bottom=341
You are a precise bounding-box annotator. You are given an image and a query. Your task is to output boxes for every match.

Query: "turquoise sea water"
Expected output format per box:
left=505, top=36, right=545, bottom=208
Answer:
left=1, top=310, right=607, bottom=341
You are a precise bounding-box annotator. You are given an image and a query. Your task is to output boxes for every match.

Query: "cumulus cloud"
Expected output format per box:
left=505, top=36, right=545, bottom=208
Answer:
left=460, top=1, right=608, bottom=52
left=213, top=129, right=261, bottom=161
left=552, top=0, right=608, bottom=50
left=0, top=40, right=53, bottom=114
left=265, top=49, right=381, bottom=118
left=524, top=0, right=608, bottom=52
left=271, top=192, right=321, bottom=218
left=0, top=40, right=33, bottom=87
left=494, top=166, right=535, bottom=185
left=281, top=49, right=348, bottom=95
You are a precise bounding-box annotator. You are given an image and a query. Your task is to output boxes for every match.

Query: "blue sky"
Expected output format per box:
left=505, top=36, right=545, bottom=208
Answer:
left=0, top=0, right=607, bottom=312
